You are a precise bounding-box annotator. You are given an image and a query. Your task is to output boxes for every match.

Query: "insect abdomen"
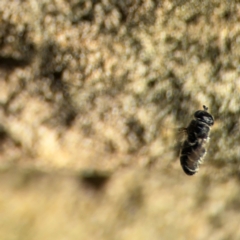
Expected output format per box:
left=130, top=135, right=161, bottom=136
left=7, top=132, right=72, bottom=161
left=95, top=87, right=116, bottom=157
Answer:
left=180, top=154, right=198, bottom=175
left=180, top=139, right=207, bottom=175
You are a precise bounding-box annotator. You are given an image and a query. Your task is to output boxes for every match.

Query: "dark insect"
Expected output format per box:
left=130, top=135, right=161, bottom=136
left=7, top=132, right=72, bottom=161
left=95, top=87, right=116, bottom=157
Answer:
left=180, top=105, right=214, bottom=175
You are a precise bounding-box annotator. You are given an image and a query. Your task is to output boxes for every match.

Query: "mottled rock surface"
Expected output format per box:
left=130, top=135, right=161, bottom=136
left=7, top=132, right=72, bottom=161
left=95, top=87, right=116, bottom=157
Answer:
left=0, top=1, right=240, bottom=239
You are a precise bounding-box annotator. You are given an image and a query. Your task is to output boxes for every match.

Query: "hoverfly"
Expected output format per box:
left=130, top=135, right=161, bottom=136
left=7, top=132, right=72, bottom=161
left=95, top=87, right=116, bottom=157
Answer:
left=180, top=105, right=214, bottom=175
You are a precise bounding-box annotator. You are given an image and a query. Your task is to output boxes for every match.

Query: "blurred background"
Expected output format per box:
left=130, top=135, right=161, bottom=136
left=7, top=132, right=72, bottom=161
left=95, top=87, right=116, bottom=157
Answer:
left=0, top=0, right=240, bottom=239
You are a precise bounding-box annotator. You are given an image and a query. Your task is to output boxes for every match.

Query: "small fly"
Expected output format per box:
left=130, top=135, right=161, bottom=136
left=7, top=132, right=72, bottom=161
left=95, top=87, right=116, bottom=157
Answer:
left=180, top=105, right=214, bottom=175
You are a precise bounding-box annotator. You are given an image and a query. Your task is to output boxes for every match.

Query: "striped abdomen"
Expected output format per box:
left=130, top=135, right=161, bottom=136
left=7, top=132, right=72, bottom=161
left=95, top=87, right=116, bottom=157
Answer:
left=180, top=137, right=208, bottom=175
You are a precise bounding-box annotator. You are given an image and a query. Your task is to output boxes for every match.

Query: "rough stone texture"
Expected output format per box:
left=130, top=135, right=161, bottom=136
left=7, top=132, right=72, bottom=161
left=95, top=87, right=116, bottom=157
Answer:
left=0, top=1, right=240, bottom=239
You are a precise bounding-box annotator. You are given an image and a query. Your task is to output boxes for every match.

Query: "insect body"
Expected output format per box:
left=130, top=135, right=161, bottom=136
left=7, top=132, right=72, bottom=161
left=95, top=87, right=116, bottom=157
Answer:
left=180, top=105, right=214, bottom=175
